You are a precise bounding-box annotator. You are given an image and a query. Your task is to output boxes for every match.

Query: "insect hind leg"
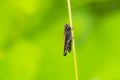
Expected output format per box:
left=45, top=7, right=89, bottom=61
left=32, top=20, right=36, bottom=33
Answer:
left=66, top=36, right=72, bottom=53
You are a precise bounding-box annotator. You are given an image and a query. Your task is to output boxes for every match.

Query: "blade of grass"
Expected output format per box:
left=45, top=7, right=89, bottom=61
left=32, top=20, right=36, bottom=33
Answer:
left=67, top=0, right=79, bottom=80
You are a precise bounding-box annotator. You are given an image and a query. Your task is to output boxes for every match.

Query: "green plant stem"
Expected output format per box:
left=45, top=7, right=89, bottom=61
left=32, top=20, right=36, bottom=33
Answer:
left=67, top=0, right=79, bottom=80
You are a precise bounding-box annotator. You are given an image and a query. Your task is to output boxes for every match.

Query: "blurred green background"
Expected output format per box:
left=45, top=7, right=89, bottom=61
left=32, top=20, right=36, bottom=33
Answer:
left=0, top=0, right=120, bottom=80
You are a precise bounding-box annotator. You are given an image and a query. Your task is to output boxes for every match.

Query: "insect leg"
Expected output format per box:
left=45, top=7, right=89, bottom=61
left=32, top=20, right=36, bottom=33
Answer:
left=66, top=36, right=72, bottom=53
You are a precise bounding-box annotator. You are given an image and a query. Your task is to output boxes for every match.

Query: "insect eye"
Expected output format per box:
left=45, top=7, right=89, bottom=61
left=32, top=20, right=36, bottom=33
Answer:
left=64, top=24, right=68, bottom=27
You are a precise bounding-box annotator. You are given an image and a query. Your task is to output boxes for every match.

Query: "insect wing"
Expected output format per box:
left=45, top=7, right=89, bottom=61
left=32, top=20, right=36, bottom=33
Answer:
left=64, top=27, right=67, bottom=56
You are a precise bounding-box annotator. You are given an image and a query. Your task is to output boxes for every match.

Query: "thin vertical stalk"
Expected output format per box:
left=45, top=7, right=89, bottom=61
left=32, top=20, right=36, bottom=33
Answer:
left=67, top=0, right=79, bottom=80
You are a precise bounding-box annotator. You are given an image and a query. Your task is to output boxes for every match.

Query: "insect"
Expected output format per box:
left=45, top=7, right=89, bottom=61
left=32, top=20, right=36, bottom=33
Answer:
left=64, top=24, right=72, bottom=56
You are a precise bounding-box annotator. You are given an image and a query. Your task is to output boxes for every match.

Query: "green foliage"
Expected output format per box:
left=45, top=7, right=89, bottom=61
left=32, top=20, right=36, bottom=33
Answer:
left=0, top=0, right=120, bottom=80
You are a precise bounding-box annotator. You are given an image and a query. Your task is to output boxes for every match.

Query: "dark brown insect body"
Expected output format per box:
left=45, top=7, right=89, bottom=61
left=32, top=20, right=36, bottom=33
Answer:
left=64, top=24, right=72, bottom=56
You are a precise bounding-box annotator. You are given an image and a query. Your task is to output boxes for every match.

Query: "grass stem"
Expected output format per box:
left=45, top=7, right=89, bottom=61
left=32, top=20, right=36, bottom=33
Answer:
left=67, top=0, right=79, bottom=80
